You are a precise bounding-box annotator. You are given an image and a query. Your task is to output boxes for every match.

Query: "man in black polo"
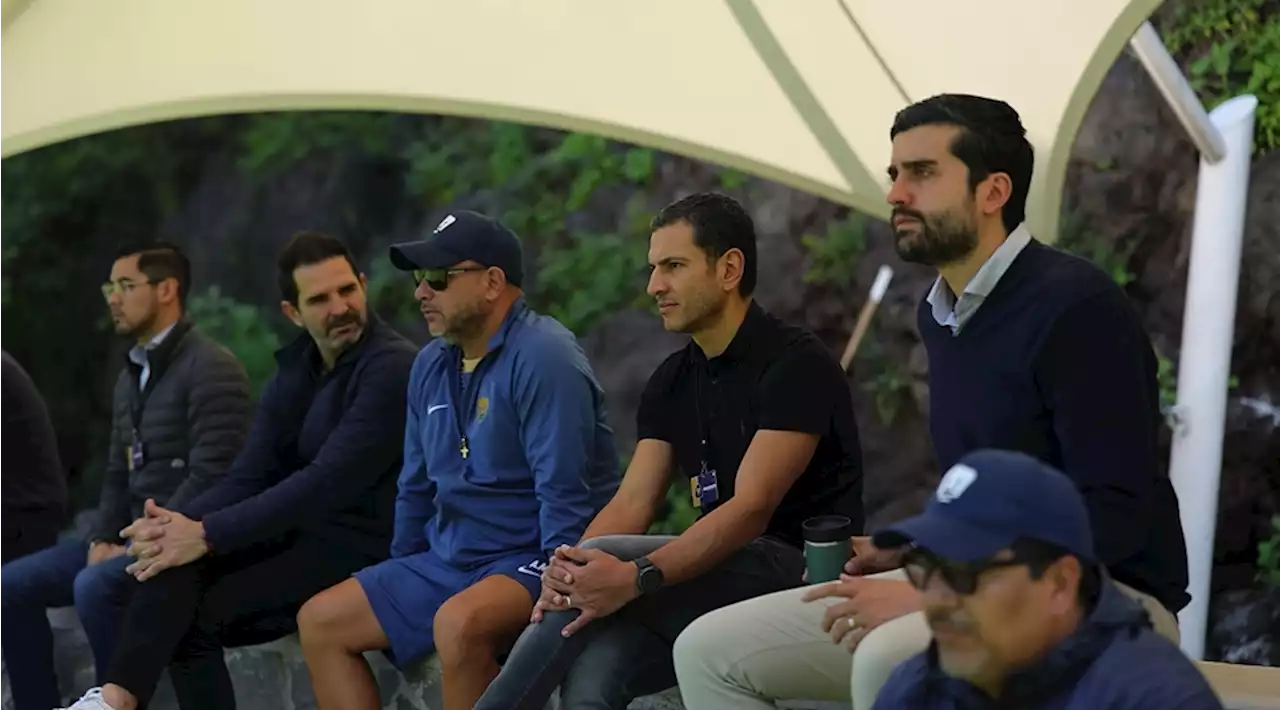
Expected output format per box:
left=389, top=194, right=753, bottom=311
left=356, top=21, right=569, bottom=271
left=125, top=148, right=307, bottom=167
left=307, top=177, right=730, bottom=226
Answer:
left=474, top=192, right=864, bottom=710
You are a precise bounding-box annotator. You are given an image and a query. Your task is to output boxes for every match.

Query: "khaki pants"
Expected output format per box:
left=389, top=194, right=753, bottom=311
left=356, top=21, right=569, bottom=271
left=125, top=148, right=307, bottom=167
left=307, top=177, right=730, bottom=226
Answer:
left=672, top=570, right=1180, bottom=710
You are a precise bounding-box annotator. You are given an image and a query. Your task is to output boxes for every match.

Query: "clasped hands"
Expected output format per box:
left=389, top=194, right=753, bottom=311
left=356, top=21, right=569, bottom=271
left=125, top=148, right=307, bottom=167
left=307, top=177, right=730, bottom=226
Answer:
left=800, top=536, right=923, bottom=653
left=532, top=545, right=639, bottom=638
left=119, top=498, right=210, bottom=581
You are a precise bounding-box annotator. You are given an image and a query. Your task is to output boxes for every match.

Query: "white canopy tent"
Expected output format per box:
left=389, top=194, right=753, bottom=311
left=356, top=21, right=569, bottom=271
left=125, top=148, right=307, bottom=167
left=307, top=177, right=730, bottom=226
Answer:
left=1, top=0, right=1256, bottom=660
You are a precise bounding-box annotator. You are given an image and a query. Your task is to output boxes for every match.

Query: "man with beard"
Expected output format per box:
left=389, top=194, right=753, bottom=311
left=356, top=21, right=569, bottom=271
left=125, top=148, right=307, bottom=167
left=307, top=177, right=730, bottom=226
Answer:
left=2, top=243, right=251, bottom=710
left=60, top=231, right=418, bottom=710
left=293, top=211, right=619, bottom=710
left=473, top=192, right=864, bottom=710
left=672, top=94, right=1188, bottom=710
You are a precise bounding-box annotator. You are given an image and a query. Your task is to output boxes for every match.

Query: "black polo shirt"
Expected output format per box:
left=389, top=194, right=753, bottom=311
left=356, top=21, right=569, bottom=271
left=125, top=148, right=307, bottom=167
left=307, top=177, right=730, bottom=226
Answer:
left=637, top=301, right=864, bottom=547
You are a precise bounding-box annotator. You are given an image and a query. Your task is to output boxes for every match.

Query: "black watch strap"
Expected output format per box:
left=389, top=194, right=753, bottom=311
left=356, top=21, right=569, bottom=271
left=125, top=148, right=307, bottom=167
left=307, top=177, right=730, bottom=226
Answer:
left=634, top=555, right=664, bottom=595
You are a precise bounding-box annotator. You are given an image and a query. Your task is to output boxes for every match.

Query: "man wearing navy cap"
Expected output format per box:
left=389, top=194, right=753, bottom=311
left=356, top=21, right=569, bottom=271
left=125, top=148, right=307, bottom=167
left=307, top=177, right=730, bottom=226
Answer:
left=296, top=211, right=620, bottom=710
left=866, top=449, right=1220, bottom=710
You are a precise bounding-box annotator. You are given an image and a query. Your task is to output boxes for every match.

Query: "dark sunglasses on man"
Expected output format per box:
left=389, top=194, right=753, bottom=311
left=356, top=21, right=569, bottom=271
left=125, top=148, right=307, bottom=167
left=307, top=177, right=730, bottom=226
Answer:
left=411, top=266, right=487, bottom=291
left=901, top=545, right=1035, bottom=596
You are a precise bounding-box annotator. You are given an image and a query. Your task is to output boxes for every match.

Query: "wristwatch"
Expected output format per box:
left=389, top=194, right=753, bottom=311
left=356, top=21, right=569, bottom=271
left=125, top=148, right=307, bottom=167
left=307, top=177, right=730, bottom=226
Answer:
left=634, top=555, right=664, bottom=595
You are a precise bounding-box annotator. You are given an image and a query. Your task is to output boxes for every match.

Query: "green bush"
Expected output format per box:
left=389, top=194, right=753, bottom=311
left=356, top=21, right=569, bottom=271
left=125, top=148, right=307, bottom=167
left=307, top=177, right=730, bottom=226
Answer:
left=186, top=287, right=283, bottom=399
left=1161, top=0, right=1280, bottom=153
left=1258, top=515, right=1280, bottom=589
left=801, top=214, right=868, bottom=288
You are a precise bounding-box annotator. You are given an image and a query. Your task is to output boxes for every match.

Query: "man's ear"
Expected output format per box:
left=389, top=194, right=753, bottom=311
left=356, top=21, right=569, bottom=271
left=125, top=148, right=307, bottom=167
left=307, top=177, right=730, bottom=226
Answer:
left=980, top=172, right=1013, bottom=218
left=280, top=300, right=303, bottom=328
left=719, top=248, right=745, bottom=293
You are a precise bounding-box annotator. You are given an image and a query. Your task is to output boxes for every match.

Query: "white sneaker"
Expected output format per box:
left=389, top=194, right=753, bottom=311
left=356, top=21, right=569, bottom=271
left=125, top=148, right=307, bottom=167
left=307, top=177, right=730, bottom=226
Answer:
left=57, top=687, right=118, bottom=710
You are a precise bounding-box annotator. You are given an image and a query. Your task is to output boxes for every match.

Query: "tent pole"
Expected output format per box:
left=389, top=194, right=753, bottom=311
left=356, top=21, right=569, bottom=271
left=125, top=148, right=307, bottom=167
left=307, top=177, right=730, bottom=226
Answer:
left=1128, top=22, right=1226, bottom=164
left=1165, top=94, right=1257, bottom=661
left=1129, top=20, right=1258, bottom=661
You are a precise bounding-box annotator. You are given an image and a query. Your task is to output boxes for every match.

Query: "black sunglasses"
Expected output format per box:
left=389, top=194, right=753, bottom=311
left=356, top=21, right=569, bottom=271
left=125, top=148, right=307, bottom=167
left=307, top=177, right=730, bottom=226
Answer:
left=902, top=546, right=1031, bottom=596
left=412, top=266, right=487, bottom=291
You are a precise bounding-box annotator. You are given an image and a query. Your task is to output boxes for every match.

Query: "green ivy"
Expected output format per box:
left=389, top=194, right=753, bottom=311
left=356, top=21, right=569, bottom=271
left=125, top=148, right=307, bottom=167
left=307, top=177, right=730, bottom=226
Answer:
left=801, top=213, right=867, bottom=288
left=1162, top=0, right=1280, bottom=153
left=1056, top=211, right=1136, bottom=287
left=186, top=287, right=283, bottom=399
left=1258, top=515, right=1280, bottom=589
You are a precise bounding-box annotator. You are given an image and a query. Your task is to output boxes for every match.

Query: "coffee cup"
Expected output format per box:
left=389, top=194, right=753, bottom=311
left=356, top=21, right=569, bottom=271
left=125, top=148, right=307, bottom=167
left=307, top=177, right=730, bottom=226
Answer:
left=802, top=514, right=854, bottom=584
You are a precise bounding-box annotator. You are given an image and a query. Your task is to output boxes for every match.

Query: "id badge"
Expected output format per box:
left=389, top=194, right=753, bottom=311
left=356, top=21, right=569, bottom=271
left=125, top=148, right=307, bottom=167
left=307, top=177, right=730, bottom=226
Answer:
left=127, top=430, right=145, bottom=472
left=695, top=462, right=719, bottom=507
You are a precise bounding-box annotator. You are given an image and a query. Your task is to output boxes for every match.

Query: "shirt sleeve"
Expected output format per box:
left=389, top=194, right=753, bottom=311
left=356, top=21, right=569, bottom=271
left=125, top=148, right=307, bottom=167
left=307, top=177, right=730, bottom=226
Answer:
left=757, top=339, right=842, bottom=434
left=512, top=339, right=605, bottom=556
left=391, top=355, right=435, bottom=558
left=1033, top=289, right=1162, bottom=568
left=636, top=356, right=676, bottom=442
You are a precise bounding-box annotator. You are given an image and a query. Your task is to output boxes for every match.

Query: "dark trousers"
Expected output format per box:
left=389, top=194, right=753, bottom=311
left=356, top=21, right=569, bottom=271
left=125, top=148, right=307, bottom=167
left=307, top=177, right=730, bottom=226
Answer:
left=104, top=533, right=381, bottom=710
left=0, top=521, right=61, bottom=710
left=1, top=539, right=135, bottom=710
left=475, top=534, right=804, bottom=710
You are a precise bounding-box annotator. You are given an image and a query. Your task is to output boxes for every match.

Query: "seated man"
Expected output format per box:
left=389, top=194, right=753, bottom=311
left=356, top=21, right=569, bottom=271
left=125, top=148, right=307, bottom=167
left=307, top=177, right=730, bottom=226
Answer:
left=868, top=449, right=1221, bottom=710
left=672, top=93, right=1188, bottom=710
left=60, top=231, right=418, bottom=710
left=474, top=192, right=865, bottom=710
left=3, top=243, right=251, bottom=710
left=0, top=347, right=66, bottom=706
left=296, top=211, right=620, bottom=710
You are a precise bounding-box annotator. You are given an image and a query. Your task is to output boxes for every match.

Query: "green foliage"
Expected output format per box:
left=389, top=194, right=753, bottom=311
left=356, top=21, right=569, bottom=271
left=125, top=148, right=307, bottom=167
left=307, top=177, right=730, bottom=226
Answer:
left=801, top=213, right=868, bottom=287
left=1157, top=353, right=1179, bottom=418
left=858, top=335, right=913, bottom=426
left=1258, top=516, right=1280, bottom=589
left=238, top=112, right=398, bottom=178
left=186, top=288, right=283, bottom=398
left=649, top=479, right=701, bottom=535
left=1057, top=211, right=1135, bottom=287
left=1162, top=0, right=1280, bottom=153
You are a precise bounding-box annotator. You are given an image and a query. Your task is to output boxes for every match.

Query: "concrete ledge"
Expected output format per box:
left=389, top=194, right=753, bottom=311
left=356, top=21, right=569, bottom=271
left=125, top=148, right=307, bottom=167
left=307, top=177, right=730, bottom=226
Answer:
left=1198, top=661, right=1280, bottom=710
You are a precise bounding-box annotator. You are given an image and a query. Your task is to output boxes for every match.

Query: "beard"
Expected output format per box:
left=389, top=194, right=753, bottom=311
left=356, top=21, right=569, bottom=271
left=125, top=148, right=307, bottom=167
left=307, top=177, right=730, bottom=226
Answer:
left=663, top=287, right=725, bottom=335
left=434, top=301, right=488, bottom=343
left=893, top=203, right=979, bottom=267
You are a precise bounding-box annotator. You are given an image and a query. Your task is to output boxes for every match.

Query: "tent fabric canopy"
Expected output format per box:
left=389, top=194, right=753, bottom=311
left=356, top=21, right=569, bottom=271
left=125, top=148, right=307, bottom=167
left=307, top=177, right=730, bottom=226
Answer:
left=1, top=0, right=1164, bottom=242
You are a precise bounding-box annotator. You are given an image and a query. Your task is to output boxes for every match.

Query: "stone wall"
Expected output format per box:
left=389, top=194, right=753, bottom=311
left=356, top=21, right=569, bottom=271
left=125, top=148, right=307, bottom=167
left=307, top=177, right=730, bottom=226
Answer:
left=0, top=608, right=846, bottom=710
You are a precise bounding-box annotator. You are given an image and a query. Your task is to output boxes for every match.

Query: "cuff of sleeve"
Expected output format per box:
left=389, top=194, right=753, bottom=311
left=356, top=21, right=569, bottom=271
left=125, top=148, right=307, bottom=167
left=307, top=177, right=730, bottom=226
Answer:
left=200, top=512, right=236, bottom=554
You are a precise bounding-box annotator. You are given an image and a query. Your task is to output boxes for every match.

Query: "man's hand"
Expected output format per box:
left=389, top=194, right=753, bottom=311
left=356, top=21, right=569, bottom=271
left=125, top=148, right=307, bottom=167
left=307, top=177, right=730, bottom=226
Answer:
left=122, top=498, right=210, bottom=581
left=540, top=545, right=638, bottom=638
left=87, top=541, right=127, bottom=566
left=801, top=575, right=922, bottom=652
left=844, top=536, right=904, bottom=576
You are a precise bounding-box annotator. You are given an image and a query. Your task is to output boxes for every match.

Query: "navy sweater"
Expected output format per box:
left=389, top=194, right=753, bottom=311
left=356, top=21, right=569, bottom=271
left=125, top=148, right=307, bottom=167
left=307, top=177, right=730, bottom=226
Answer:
left=919, top=240, right=1189, bottom=613
left=182, top=316, right=417, bottom=557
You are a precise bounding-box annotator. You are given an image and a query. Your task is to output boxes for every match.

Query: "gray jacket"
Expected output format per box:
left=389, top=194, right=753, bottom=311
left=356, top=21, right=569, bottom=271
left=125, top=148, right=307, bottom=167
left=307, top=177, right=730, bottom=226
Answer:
left=93, top=320, right=252, bottom=543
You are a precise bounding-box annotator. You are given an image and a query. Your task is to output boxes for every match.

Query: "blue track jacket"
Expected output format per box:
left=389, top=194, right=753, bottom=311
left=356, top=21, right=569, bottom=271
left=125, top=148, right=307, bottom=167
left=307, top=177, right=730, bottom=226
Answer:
left=391, top=298, right=619, bottom=568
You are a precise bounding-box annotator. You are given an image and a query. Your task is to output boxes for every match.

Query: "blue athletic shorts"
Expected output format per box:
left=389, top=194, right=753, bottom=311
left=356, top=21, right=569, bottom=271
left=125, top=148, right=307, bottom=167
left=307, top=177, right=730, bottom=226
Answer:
left=354, top=549, right=544, bottom=668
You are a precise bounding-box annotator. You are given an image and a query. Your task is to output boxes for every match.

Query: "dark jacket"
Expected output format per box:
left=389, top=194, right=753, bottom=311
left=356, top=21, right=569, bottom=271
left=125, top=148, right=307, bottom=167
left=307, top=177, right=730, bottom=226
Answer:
left=181, top=316, right=417, bottom=558
left=93, top=321, right=253, bottom=543
left=872, top=580, right=1223, bottom=710
left=2, top=350, right=68, bottom=560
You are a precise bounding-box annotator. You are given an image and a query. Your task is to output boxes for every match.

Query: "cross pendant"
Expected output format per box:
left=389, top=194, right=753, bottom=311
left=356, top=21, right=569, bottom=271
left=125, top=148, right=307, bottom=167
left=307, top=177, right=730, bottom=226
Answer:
left=460, top=437, right=469, bottom=459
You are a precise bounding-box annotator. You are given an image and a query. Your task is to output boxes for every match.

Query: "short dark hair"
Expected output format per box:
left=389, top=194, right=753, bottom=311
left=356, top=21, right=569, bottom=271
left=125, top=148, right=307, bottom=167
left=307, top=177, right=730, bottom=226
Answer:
left=114, top=241, right=191, bottom=308
left=649, top=192, right=758, bottom=297
left=890, top=94, right=1034, bottom=234
left=1012, top=537, right=1101, bottom=608
left=276, top=231, right=360, bottom=305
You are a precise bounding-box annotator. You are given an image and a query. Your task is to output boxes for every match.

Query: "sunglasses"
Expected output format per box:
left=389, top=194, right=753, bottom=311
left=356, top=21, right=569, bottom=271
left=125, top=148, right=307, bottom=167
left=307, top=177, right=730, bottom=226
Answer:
left=902, top=546, right=1031, bottom=596
left=411, top=266, right=487, bottom=291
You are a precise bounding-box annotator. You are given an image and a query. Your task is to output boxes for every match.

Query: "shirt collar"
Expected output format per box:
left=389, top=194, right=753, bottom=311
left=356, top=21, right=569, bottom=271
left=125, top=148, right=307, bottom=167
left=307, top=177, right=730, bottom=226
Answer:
left=691, top=299, right=764, bottom=368
left=128, top=322, right=178, bottom=367
left=926, top=222, right=1032, bottom=327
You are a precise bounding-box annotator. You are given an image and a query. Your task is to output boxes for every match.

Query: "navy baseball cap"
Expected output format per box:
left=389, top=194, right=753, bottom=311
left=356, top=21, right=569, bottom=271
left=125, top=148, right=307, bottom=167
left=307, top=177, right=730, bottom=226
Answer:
left=872, top=449, right=1095, bottom=563
left=389, top=210, right=525, bottom=288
